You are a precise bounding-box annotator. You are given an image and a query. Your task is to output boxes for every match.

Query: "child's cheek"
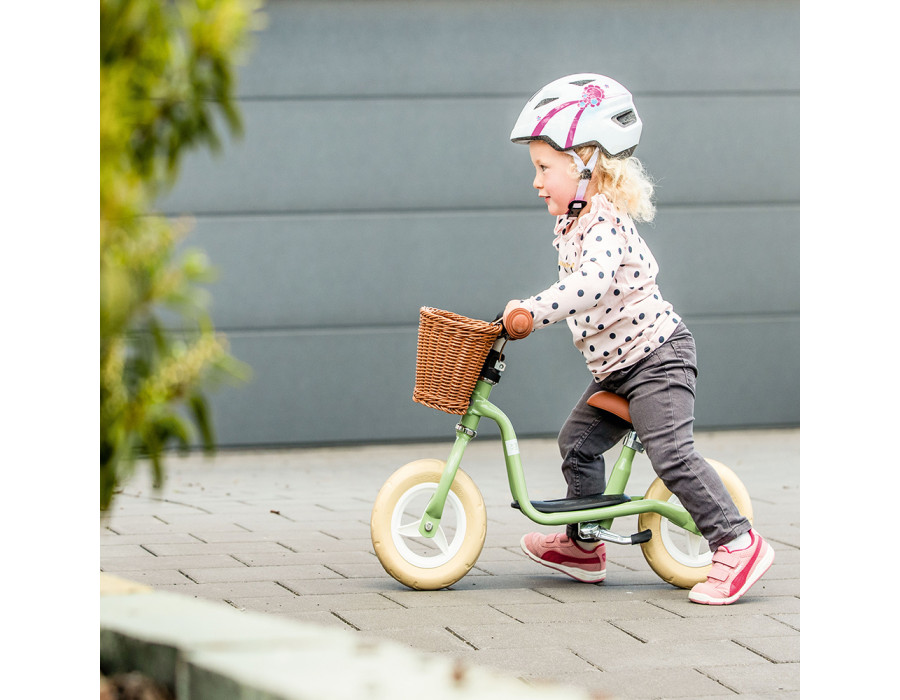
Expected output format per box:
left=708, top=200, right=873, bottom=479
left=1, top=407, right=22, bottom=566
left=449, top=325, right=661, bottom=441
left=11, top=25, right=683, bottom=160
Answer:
left=547, top=198, right=567, bottom=216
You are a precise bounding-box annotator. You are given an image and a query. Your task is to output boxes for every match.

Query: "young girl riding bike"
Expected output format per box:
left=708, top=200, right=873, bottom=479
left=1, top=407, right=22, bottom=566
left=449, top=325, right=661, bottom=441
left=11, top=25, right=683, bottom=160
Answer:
left=502, top=73, right=773, bottom=605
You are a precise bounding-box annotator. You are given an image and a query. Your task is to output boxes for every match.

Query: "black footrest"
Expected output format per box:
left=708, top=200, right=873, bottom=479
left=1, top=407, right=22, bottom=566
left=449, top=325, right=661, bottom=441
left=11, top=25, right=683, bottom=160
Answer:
left=631, top=529, right=652, bottom=544
left=511, top=493, right=631, bottom=514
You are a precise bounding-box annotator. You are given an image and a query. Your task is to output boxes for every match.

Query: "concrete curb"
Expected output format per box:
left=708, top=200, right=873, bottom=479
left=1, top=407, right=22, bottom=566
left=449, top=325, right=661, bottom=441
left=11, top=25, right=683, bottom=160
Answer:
left=100, top=574, right=602, bottom=700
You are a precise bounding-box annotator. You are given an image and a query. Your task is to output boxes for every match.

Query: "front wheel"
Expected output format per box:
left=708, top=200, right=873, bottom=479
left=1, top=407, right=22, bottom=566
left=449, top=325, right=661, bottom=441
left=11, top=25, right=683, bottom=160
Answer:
left=371, top=459, right=486, bottom=590
left=638, top=459, right=753, bottom=589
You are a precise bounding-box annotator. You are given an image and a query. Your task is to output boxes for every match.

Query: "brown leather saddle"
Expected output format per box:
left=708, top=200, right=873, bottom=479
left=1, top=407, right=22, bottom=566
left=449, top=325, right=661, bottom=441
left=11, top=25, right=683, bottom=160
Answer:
left=586, top=391, right=632, bottom=424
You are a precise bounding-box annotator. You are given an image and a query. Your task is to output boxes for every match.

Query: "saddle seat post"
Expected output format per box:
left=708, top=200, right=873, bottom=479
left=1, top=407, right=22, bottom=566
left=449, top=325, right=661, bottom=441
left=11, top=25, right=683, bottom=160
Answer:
left=584, top=391, right=645, bottom=534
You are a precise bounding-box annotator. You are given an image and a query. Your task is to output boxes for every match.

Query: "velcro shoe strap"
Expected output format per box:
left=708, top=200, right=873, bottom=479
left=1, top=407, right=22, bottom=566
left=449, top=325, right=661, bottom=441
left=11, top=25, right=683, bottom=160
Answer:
left=707, top=566, right=730, bottom=582
left=711, top=550, right=740, bottom=569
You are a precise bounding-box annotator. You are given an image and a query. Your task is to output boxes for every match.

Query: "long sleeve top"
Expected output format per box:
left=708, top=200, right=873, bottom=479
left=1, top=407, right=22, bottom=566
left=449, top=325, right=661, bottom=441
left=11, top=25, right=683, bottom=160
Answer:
left=515, top=193, right=682, bottom=382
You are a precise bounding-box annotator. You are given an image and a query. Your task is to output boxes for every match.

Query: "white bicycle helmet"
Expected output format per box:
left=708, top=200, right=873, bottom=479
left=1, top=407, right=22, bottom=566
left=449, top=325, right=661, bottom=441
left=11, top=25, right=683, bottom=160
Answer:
left=510, top=73, right=642, bottom=157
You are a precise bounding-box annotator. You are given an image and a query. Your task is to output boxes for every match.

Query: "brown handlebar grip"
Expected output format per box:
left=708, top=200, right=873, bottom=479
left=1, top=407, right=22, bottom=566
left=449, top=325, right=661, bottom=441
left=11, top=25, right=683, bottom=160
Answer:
left=504, top=307, right=534, bottom=340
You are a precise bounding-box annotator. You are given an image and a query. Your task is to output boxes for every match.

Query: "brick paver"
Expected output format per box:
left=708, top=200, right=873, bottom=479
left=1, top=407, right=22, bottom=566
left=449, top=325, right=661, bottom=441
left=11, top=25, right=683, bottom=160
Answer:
left=101, top=429, right=800, bottom=698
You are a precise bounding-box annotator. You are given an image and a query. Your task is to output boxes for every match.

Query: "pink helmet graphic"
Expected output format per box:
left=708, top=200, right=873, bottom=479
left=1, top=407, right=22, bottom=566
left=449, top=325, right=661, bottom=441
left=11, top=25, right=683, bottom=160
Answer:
left=510, top=74, right=642, bottom=158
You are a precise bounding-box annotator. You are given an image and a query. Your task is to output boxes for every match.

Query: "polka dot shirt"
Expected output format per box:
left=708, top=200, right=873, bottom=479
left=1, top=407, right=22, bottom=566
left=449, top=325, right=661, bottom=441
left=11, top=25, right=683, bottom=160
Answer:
left=516, top=193, right=682, bottom=381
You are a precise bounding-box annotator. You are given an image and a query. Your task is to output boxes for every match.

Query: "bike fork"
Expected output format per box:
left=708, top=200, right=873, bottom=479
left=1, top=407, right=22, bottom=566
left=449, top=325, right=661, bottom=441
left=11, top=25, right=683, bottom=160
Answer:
left=418, top=419, right=477, bottom=538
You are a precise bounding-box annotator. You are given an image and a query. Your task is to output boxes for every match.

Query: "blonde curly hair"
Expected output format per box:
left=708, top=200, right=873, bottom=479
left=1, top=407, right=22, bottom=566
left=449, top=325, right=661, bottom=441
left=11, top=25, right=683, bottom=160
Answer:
left=573, top=145, right=657, bottom=223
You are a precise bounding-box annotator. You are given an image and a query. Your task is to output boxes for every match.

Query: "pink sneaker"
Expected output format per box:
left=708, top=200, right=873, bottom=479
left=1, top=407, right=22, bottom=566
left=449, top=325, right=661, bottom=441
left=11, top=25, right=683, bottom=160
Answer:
left=520, top=532, right=606, bottom=583
left=689, top=530, right=774, bottom=605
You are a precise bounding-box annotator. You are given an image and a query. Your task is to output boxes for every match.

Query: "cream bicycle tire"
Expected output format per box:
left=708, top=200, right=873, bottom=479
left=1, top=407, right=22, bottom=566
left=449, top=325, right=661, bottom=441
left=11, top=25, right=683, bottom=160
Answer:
left=371, top=459, right=486, bottom=590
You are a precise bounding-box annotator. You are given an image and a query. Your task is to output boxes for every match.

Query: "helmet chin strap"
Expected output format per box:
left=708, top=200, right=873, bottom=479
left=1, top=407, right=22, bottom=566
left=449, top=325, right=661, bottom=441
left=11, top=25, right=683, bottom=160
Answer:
left=565, top=148, right=600, bottom=219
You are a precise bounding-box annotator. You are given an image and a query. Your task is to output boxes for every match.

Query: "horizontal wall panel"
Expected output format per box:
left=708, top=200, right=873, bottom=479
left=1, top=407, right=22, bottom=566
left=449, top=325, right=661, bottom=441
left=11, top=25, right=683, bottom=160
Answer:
left=189, top=209, right=550, bottom=331
left=158, top=94, right=798, bottom=216
left=239, top=1, right=799, bottom=98
left=636, top=96, right=799, bottom=205
left=206, top=316, right=797, bottom=447
left=182, top=202, right=798, bottom=332
left=688, top=315, right=799, bottom=429
left=648, top=204, right=800, bottom=317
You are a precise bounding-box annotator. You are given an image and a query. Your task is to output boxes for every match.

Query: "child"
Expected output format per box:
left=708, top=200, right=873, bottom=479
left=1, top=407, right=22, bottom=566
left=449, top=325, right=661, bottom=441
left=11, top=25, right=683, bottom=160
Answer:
left=502, top=73, right=773, bottom=605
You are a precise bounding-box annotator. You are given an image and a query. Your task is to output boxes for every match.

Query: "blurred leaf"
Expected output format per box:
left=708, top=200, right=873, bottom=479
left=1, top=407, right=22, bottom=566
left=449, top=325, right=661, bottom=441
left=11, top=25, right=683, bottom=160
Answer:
left=188, top=394, right=215, bottom=454
left=100, top=0, right=262, bottom=511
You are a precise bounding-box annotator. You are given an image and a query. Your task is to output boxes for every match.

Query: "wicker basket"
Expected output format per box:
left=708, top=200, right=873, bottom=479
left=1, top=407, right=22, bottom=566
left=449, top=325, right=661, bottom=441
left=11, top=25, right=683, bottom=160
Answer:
left=413, top=307, right=502, bottom=415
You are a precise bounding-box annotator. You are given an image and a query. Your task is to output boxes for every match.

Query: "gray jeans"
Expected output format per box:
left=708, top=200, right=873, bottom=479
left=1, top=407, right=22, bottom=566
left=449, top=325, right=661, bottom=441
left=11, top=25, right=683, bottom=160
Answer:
left=559, top=323, right=750, bottom=550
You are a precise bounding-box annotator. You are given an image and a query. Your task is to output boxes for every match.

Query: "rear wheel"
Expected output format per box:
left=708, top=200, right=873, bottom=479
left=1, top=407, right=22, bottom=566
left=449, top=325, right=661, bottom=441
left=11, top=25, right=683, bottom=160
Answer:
left=371, top=459, right=486, bottom=590
left=638, top=459, right=753, bottom=589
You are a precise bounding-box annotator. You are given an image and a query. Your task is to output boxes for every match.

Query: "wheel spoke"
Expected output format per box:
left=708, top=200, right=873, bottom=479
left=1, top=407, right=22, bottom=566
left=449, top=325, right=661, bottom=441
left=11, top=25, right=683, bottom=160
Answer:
left=686, top=533, right=703, bottom=557
left=432, top=526, right=450, bottom=555
left=396, top=521, right=424, bottom=538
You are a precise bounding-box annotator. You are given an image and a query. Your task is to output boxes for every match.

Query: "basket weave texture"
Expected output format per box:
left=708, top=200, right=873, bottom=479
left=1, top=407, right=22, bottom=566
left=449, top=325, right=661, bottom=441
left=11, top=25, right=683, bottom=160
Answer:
left=413, top=307, right=502, bottom=415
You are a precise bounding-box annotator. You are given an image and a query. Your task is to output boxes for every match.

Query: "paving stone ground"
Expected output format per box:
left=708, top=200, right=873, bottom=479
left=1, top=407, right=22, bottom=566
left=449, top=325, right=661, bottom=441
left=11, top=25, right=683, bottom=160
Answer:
left=100, top=428, right=800, bottom=699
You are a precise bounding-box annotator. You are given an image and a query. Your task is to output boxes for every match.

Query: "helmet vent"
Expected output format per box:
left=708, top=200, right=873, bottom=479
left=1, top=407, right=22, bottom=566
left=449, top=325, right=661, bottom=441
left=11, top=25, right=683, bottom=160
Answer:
left=613, top=109, right=637, bottom=127
left=569, top=79, right=595, bottom=86
left=534, top=97, right=558, bottom=109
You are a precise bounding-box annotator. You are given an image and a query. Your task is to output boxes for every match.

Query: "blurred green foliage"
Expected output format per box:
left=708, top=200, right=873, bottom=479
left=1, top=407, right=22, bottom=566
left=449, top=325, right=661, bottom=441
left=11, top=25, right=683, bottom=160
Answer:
left=100, top=0, right=264, bottom=510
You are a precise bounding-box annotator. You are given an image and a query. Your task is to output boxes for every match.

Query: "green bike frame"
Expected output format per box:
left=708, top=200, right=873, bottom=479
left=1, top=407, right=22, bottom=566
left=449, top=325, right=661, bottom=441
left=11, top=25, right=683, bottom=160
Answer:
left=418, top=374, right=701, bottom=539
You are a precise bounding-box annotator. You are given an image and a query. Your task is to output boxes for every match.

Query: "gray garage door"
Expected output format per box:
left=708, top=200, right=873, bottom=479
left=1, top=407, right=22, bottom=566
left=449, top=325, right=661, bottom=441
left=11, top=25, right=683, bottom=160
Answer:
left=159, top=0, right=799, bottom=447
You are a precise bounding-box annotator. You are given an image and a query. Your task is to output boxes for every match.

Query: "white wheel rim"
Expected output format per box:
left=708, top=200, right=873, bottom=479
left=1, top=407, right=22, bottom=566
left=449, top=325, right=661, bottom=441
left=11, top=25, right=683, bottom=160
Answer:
left=658, top=494, right=712, bottom=568
left=390, top=483, right=467, bottom=569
